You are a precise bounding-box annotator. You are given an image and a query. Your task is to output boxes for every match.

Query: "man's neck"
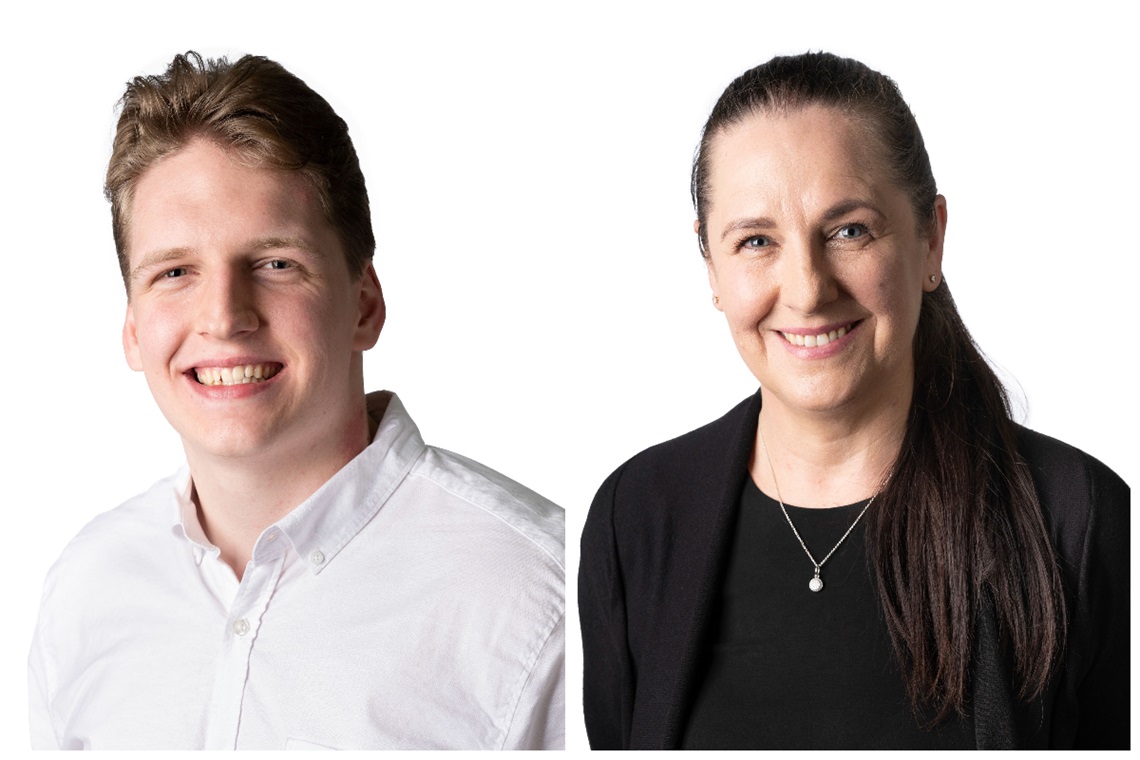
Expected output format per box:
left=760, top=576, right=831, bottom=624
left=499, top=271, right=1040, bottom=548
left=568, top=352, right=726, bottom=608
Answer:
left=186, top=406, right=374, bottom=579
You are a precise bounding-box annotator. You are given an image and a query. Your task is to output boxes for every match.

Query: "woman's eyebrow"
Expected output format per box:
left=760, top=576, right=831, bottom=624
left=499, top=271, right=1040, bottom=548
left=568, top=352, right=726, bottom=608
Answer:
left=718, top=200, right=887, bottom=243
left=719, top=216, right=777, bottom=242
left=819, top=198, right=885, bottom=223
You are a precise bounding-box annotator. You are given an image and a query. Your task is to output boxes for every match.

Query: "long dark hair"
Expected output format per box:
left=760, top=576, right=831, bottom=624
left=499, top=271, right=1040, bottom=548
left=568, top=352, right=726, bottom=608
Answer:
left=691, top=52, right=1066, bottom=722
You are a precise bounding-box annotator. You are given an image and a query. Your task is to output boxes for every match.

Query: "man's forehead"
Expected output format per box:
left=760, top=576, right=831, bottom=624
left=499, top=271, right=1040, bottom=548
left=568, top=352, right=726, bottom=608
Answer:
left=125, top=142, right=334, bottom=258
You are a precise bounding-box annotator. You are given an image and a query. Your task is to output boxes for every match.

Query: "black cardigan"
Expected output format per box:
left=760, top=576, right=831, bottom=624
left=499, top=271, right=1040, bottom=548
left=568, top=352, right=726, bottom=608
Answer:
left=579, top=390, right=1130, bottom=749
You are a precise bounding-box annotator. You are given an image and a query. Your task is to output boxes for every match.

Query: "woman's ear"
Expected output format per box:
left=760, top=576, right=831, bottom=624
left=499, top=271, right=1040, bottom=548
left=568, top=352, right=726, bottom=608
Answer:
left=699, top=219, right=723, bottom=310
left=924, top=195, right=947, bottom=292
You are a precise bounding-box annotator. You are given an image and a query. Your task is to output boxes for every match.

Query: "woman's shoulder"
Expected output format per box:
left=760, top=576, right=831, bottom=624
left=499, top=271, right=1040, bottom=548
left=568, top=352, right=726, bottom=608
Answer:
left=1014, top=425, right=1129, bottom=563
left=581, top=392, right=761, bottom=610
left=1015, top=426, right=1129, bottom=505
left=601, top=393, right=759, bottom=493
left=586, top=392, right=761, bottom=544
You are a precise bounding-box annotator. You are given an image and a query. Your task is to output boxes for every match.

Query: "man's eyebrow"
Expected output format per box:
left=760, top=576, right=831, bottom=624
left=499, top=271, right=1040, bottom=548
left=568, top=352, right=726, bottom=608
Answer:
left=250, top=235, right=319, bottom=253
left=128, top=236, right=321, bottom=282
left=129, top=247, right=191, bottom=282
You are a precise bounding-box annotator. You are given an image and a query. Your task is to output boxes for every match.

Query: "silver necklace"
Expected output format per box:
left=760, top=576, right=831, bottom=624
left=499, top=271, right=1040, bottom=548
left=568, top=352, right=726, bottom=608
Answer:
left=757, top=425, right=879, bottom=593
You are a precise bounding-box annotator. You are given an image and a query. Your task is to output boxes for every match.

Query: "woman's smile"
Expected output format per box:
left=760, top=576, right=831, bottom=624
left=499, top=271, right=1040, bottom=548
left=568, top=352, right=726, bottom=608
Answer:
left=774, top=319, right=863, bottom=359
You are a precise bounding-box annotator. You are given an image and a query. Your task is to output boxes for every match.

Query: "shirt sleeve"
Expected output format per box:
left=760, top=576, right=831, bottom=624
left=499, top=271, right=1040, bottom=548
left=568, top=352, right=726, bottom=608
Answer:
left=502, top=612, right=565, bottom=749
left=28, top=600, right=60, bottom=749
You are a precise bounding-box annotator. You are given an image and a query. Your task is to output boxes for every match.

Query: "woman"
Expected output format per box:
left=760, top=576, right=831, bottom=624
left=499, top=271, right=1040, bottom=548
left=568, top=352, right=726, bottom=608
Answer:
left=579, top=52, right=1129, bottom=750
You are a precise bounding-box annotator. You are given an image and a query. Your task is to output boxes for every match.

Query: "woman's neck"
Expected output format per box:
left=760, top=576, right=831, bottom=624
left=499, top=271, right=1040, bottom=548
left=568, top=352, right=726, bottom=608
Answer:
left=750, top=387, right=910, bottom=509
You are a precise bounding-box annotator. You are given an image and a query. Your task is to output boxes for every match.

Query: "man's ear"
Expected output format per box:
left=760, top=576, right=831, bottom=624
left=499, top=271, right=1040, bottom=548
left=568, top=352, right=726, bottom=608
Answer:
left=353, top=263, right=386, bottom=351
left=123, top=302, right=144, bottom=371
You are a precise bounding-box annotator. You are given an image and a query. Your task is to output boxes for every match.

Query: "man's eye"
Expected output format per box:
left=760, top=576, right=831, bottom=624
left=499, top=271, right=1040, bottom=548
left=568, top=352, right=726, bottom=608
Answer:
left=835, top=224, right=869, bottom=240
left=265, top=260, right=291, bottom=270
left=163, top=267, right=189, bottom=278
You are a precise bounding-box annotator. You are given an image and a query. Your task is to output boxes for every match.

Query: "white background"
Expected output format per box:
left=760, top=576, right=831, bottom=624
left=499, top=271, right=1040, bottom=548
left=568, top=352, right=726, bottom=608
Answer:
left=1, top=1, right=1136, bottom=753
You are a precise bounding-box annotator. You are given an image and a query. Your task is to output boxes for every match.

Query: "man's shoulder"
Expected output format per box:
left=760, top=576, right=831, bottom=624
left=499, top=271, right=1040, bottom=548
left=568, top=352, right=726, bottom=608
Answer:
left=410, top=446, right=564, bottom=570
left=43, top=471, right=184, bottom=586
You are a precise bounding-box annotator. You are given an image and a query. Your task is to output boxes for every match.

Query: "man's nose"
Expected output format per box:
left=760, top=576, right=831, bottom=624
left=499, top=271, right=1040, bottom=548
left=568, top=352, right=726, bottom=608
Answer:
left=196, top=268, right=258, bottom=339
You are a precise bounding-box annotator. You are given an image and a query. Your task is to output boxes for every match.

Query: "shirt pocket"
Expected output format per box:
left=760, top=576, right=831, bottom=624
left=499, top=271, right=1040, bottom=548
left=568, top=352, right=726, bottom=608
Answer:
left=285, top=737, right=341, bottom=750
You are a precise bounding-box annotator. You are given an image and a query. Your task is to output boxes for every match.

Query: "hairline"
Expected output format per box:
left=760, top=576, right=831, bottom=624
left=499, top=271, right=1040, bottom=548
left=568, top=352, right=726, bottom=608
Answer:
left=696, top=100, right=933, bottom=254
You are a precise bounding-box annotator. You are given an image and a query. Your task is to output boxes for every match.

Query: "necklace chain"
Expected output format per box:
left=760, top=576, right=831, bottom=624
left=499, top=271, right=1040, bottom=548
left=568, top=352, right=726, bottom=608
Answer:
left=757, top=423, right=881, bottom=592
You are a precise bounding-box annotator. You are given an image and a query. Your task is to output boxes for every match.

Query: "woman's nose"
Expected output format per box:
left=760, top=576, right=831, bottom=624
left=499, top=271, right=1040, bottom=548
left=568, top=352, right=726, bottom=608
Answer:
left=780, top=239, right=837, bottom=314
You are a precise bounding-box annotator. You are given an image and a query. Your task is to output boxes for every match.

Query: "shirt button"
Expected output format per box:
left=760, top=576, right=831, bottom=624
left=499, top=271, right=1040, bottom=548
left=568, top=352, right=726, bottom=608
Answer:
left=309, top=550, right=325, bottom=566
left=232, top=618, right=250, bottom=636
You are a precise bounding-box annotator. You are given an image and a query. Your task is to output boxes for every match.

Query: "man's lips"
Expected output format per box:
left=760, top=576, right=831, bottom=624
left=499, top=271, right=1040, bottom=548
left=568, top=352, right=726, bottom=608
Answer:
left=778, top=320, right=863, bottom=348
left=189, top=362, right=283, bottom=386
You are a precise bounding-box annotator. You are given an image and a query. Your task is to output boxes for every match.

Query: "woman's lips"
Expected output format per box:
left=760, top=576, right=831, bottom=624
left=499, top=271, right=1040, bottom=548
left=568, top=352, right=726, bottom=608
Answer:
left=779, top=320, right=861, bottom=348
left=776, top=320, right=863, bottom=357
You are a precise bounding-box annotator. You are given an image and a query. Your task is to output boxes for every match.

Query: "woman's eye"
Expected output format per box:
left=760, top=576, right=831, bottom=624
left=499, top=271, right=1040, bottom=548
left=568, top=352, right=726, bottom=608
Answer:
left=741, top=235, right=772, bottom=249
left=835, top=224, right=869, bottom=240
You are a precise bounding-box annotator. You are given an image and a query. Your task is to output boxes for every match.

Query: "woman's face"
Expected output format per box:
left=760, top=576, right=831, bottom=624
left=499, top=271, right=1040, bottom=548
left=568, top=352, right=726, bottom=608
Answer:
left=703, top=105, right=945, bottom=421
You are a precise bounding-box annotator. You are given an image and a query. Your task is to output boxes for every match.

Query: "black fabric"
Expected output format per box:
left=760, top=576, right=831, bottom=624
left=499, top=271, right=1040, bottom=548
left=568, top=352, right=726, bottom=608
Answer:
left=973, top=589, right=1016, bottom=749
left=681, top=480, right=974, bottom=748
left=579, top=389, right=1130, bottom=749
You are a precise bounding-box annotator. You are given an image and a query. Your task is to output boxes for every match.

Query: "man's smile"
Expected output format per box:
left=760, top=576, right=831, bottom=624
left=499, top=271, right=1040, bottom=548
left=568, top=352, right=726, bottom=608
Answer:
left=192, top=362, right=283, bottom=386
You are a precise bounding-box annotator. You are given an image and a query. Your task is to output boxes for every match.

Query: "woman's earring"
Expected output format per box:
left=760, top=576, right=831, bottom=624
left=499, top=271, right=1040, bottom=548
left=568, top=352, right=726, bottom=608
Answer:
left=930, top=275, right=938, bottom=283
left=713, top=295, right=720, bottom=306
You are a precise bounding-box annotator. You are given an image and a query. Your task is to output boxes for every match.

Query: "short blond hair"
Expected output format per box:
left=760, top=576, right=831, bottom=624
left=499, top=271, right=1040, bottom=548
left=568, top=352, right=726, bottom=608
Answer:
left=106, top=51, right=374, bottom=291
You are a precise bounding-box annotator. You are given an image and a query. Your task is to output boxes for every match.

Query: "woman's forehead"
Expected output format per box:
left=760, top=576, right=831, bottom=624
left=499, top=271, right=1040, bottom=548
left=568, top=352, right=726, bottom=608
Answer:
left=705, top=106, right=897, bottom=214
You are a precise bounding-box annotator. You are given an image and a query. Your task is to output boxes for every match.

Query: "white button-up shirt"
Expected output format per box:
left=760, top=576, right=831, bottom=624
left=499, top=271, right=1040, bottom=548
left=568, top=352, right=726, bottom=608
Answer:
left=29, top=392, right=565, bottom=749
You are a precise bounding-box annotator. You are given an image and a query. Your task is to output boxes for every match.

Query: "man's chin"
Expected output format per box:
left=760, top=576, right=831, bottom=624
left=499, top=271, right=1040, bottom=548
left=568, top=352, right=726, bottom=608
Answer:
left=178, top=426, right=284, bottom=464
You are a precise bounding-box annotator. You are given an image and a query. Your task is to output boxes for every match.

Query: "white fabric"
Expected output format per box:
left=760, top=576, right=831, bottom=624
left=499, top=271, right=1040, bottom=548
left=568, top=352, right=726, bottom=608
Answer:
left=29, top=391, right=565, bottom=749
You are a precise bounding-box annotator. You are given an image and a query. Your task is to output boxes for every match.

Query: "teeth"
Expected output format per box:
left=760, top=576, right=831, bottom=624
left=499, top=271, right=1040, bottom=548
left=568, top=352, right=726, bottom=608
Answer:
left=195, top=363, right=280, bottom=386
left=782, top=324, right=850, bottom=347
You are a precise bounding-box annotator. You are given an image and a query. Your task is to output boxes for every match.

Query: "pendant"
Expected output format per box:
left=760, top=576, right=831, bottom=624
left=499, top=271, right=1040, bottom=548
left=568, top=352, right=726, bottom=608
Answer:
left=809, top=568, right=823, bottom=593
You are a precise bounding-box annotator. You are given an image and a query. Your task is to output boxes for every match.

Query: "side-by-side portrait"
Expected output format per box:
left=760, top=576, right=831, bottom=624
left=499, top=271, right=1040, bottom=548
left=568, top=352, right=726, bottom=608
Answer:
left=7, top=4, right=1133, bottom=752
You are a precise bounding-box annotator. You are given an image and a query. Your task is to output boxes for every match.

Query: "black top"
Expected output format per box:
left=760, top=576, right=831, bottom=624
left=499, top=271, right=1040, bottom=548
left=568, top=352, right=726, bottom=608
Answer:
left=680, top=479, right=974, bottom=749
left=580, top=390, right=1130, bottom=749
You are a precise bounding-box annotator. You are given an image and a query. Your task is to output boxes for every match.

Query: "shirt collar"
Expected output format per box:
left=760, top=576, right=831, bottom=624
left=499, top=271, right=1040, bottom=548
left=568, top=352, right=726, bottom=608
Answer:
left=169, top=469, right=215, bottom=565
left=171, top=391, right=427, bottom=574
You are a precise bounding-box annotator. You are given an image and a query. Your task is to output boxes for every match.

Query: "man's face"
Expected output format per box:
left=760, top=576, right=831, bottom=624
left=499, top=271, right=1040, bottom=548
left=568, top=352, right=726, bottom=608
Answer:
left=122, top=138, right=383, bottom=468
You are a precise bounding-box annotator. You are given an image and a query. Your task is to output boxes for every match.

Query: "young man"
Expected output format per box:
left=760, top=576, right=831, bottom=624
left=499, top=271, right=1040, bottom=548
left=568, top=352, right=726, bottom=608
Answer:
left=28, top=52, right=564, bottom=750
